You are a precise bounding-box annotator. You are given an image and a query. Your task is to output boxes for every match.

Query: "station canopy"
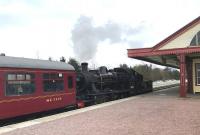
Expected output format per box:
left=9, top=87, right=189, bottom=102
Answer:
left=128, top=16, right=200, bottom=68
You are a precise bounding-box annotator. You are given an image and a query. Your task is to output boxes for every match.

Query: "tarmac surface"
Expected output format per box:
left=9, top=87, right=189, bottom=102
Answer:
left=1, top=86, right=200, bottom=135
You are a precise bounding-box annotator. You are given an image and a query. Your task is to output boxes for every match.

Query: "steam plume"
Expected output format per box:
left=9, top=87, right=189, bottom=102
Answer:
left=71, top=15, right=144, bottom=61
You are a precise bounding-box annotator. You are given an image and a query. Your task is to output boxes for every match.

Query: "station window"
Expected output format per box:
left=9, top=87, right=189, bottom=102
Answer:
left=43, top=73, right=64, bottom=92
left=6, top=73, right=35, bottom=96
left=68, top=76, right=73, bottom=89
left=196, top=64, right=200, bottom=85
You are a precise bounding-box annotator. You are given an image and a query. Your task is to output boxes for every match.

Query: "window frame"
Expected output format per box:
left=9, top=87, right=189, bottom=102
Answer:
left=190, top=31, right=200, bottom=46
left=195, top=63, right=200, bottom=86
left=67, top=76, right=74, bottom=89
left=5, top=72, right=36, bottom=96
left=42, top=72, right=64, bottom=92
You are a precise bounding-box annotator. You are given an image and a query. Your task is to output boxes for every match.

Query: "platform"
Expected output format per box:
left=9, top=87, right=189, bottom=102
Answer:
left=1, top=86, right=200, bottom=135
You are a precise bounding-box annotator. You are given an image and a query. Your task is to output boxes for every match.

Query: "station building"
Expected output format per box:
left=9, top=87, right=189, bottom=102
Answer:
left=128, top=16, right=200, bottom=97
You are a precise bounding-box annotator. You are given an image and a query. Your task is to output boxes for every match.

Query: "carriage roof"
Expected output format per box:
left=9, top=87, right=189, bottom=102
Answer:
left=0, top=56, right=75, bottom=71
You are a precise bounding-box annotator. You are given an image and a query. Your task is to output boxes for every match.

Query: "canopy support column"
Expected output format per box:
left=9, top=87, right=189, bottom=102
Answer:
left=186, top=57, right=193, bottom=93
left=179, top=54, right=186, bottom=97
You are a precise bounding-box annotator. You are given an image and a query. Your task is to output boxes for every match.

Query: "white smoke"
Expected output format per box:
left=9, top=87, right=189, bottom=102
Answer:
left=71, top=15, right=144, bottom=61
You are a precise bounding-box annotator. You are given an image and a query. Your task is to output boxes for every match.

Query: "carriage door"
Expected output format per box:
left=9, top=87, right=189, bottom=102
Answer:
left=67, top=75, right=74, bottom=92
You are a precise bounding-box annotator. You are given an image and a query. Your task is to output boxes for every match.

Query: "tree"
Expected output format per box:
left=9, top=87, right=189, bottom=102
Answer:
left=60, top=56, right=66, bottom=62
left=171, top=69, right=180, bottom=80
left=119, top=64, right=129, bottom=69
left=48, top=57, right=52, bottom=61
left=133, top=64, right=152, bottom=80
left=133, top=64, right=179, bottom=81
left=67, top=58, right=81, bottom=72
left=152, top=68, right=162, bottom=81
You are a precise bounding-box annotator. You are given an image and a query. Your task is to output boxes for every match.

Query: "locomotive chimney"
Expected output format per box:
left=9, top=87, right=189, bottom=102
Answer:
left=81, top=62, right=88, bottom=72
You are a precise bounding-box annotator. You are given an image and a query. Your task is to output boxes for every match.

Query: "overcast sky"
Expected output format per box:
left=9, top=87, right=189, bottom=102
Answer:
left=0, top=0, right=200, bottom=68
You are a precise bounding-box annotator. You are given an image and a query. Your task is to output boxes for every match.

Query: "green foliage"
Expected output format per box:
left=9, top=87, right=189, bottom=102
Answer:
left=119, top=64, right=129, bottom=69
left=67, top=58, right=81, bottom=72
left=60, top=56, right=66, bottom=62
left=133, top=64, right=179, bottom=81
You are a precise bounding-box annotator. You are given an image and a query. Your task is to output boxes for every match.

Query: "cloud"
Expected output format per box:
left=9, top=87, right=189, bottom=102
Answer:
left=0, top=0, right=41, bottom=6
left=0, top=0, right=40, bottom=27
left=20, top=0, right=42, bottom=6
left=0, top=14, right=15, bottom=26
left=0, top=0, right=199, bottom=68
left=0, top=14, right=26, bottom=27
left=127, top=40, right=147, bottom=48
left=71, top=15, right=145, bottom=62
left=95, top=42, right=142, bottom=68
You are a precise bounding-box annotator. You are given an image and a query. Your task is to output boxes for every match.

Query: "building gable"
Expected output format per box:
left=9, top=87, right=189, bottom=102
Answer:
left=150, top=16, right=200, bottom=51
left=159, top=23, right=200, bottom=50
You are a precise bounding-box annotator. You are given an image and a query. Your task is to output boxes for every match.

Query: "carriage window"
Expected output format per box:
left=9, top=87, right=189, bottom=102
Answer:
left=68, top=76, right=73, bottom=89
left=17, top=74, right=25, bottom=80
left=7, top=74, right=16, bottom=80
left=43, top=73, right=64, bottom=92
left=6, top=73, right=35, bottom=96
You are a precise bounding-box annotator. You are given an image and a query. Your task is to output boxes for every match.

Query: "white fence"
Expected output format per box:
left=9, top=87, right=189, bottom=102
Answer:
left=153, top=80, right=180, bottom=89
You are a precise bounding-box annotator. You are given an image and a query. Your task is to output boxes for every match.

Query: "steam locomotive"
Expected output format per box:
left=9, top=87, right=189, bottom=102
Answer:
left=76, top=63, right=152, bottom=105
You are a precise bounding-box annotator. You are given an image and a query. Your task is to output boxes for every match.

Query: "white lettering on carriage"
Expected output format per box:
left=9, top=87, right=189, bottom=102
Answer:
left=46, top=97, right=62, bottom=102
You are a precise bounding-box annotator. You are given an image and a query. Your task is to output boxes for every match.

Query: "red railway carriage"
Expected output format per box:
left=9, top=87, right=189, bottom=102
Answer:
left=0, top=56, right=76, bottom=120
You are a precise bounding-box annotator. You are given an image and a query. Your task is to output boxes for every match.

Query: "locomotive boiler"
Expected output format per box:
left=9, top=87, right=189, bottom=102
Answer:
left=76, top=63, right=152, bottom=104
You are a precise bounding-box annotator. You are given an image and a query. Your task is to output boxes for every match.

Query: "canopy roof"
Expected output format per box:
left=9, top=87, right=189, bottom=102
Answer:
left=128, top=16, right=200, bottom=68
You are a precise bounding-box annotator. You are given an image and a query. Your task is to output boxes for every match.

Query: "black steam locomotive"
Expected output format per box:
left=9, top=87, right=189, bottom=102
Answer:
left=76, top=63, right=152, bottom=105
